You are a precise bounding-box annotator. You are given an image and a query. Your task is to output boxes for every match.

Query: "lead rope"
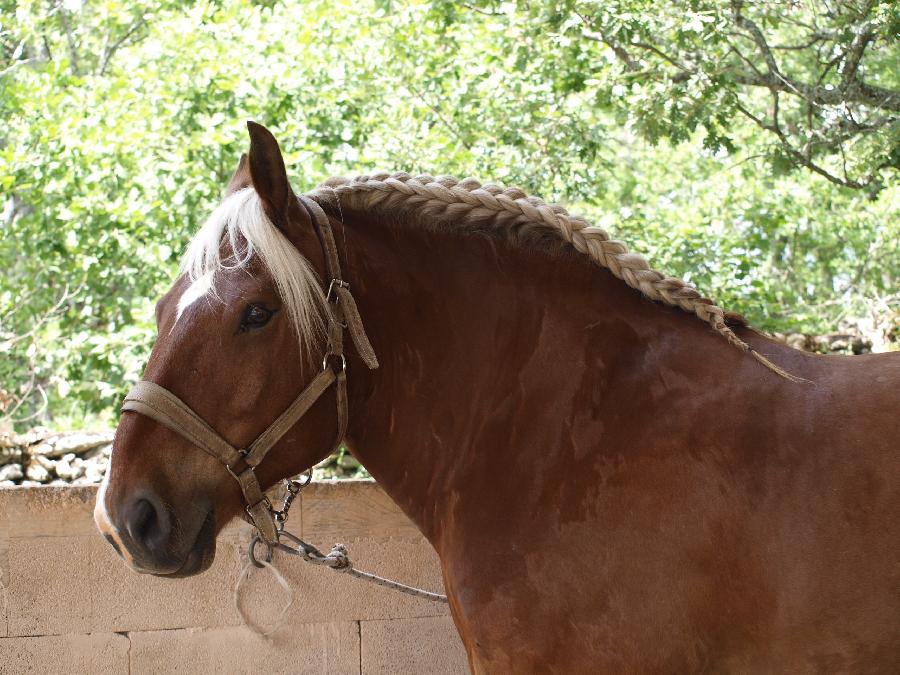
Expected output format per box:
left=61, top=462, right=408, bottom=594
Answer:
left=233, top=472, right=448, bottom=636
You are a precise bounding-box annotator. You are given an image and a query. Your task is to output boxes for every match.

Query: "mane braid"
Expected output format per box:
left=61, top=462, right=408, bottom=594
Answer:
left=179, top=188, right=327, bottom=352
left=307, top=172, right=802, bottom=382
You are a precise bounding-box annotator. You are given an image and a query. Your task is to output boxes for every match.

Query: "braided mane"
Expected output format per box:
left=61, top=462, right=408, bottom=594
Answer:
left=307, top=172, right=800, bottom=381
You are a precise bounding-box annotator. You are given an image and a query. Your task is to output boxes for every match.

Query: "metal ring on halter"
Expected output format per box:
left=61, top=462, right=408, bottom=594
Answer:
left=322, top=352, right=347, bottom=373
left=326, top=278, right=350, bottom=303
left=248, top=533, right=274, bottom=569
left=284, top=471, right=311, bottom=496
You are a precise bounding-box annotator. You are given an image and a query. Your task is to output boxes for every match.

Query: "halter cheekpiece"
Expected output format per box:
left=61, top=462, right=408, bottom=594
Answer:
left=120, top=195, right=379, bottom=546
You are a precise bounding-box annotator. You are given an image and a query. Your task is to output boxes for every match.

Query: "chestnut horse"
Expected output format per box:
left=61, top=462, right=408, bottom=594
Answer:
left=95, top=122, right=899, bottom=673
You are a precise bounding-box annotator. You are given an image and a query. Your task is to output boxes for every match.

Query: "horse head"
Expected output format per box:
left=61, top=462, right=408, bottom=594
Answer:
left=94, top=123, right=345, bottom=576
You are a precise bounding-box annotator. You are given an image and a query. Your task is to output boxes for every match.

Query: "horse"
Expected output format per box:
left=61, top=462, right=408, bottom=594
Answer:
left=95, top=121, right=900, bottom=673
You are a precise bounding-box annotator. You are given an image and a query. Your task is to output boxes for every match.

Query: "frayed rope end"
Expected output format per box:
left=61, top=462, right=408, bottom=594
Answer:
left=233, top=557, right=294, bottom=638
left=749, top=348, right=811, bottom=384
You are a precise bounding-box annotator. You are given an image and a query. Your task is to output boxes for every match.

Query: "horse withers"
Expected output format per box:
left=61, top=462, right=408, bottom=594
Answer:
left=95, top=122, right=900, bottom=672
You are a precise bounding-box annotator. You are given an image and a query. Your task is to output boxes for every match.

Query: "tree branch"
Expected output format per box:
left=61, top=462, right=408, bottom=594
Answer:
left=731, top=2, right=781, bottom=76
left=841, top=22, right=874, bottom=87
left=733, top=100, right=869, bottom=189
left=771, top=32, right=832, bottom=50
left=629, top=41, right=692, bottom=72
left=97, top=16, right=146, bottom=76
left=729, top=2, right=898, bottom=111
left=405, top=83, right=473, bottom=150
left=42, top=34, right=53, bottom=61
left=55, top=1, right=80, bottom=76
left=728, top=70, right=899, bottom=111
left=574, top=1, right=896, bottom=187
left=0, top=58, right=39, bottom=78
left=725, top=39, right=765, bottom=79
left=462, top=3, right=503, bottom=17
left=580, top=27, right=640, bottom=72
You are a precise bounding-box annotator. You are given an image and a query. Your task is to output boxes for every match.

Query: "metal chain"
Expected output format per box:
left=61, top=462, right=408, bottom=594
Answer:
left=270, top=468, right=312, bottom=526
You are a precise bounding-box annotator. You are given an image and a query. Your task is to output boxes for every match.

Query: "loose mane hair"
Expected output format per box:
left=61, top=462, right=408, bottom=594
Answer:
left=179, top=187, right=326, bottom=351
left=308, top=172, right=799, bottom=381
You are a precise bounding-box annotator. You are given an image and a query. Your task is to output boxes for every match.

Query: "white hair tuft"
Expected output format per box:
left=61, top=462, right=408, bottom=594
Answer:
left=179, top=188, right=326, bottom=352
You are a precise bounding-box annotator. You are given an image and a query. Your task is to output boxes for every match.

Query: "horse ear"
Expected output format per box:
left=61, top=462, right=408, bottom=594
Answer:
left=225, top=153, right=251, bottom=195
left=246, top=121, right=294, bottom=227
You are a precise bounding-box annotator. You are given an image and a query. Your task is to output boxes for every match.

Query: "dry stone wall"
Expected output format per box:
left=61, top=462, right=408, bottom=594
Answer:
left=0, top=481, right=468, bottom=674
left=0, top=432, right=367, bottom=488
left=0, top=431, right=112, bottom=487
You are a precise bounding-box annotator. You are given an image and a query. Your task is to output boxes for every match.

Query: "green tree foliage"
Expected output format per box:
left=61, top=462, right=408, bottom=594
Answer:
left=439, top=0, right=898, bottom=190
left=0, top=0, right=897, bottom=429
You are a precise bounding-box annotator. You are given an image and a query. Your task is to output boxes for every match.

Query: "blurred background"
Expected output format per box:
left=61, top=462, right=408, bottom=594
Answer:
left=1, top=0, right=897, bottom=482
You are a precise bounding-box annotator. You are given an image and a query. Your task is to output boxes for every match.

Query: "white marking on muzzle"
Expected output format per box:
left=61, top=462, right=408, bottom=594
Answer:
left=93, top=451, right=137, bottom=568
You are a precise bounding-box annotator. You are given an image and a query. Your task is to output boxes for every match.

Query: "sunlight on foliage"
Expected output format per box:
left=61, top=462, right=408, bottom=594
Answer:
left=1, top=0, right=897, bottom=429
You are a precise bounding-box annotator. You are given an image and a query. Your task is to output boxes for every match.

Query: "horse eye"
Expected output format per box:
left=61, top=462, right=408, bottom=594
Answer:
left=240, top=304, right=275, bottom=331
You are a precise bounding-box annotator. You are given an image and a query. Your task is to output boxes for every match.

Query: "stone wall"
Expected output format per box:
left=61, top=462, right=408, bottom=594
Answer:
left=0, top=482, right=468, bottom=674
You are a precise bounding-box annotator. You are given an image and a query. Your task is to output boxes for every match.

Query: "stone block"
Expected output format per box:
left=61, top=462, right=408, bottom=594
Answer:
left=301, top=481, right=422, bottom=542
left=5, top=531, right=250, bottom=636
left=129, top=623, right=359, bottom=674
left=86, top=532, right=246, bottom=634
left=2, top=485, right=97, bottom=538
left=0, top=632, right=129, bottom=674
left=6, top=536, right=93, bottom=637
left=361, top=616, right=468, bottom=674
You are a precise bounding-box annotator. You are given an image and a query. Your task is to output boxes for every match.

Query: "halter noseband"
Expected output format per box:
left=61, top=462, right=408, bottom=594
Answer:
left=120, top=196, right=378, bottom=545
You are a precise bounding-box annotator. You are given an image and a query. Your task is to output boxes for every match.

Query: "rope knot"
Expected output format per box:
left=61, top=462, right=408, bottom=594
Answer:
left=325, top=543, right=352, bottom=571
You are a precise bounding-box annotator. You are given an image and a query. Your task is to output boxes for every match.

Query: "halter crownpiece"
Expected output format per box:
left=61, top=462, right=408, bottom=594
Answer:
left=121, top=195, right=378, bottom=545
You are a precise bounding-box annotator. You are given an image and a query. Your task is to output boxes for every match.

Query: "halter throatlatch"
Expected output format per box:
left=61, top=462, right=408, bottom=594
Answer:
left=121, top=196, right=378, bottom=545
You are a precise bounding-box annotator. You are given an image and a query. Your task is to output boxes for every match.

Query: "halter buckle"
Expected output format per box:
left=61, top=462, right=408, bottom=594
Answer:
left=225, top=448, right=252, bottom=480
left=327, top=278, right=349, bottom=303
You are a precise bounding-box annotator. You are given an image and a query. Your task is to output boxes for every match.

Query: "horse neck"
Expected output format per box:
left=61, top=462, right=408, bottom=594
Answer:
left=335, top=209, right=775, bottom=549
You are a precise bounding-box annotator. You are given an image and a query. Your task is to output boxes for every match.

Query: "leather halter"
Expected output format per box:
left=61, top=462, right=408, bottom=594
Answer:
left=120, top=196, right=378, bottom=545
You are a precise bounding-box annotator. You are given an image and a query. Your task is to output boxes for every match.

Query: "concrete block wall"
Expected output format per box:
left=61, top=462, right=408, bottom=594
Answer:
left=0, top=482, right=468, bottom=674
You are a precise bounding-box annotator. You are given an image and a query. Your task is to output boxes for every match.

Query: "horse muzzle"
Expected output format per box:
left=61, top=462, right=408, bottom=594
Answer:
left=98, top=488, right=216, bottom=577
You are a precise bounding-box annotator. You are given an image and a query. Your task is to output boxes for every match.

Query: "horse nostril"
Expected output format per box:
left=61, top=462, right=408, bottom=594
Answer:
left=125, top=496, right=171, bottom=553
